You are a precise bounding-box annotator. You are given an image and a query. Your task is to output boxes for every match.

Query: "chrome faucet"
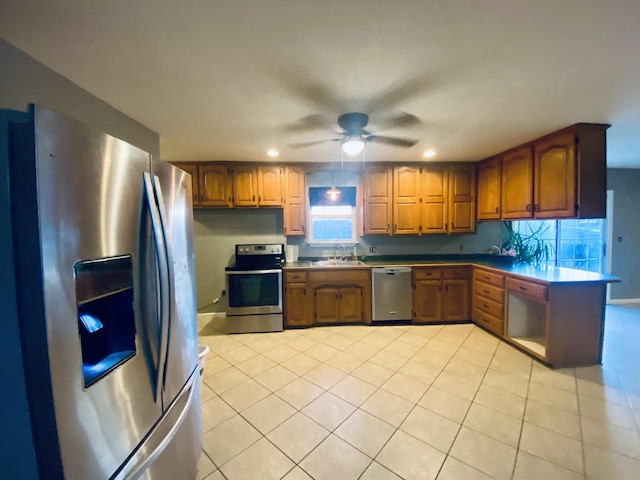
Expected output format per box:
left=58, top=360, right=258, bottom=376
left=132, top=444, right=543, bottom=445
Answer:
left=333, top=242, right=346, bottom=260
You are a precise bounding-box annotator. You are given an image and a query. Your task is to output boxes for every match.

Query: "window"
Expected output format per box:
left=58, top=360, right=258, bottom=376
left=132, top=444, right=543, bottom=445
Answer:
left=308, top=186, right=357, bottom=244
left=511, top=219, right=606, bottom=273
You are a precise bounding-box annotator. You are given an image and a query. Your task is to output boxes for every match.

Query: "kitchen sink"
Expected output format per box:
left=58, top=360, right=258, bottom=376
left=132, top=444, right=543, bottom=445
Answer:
left=312, top=259, right=366, bottom=266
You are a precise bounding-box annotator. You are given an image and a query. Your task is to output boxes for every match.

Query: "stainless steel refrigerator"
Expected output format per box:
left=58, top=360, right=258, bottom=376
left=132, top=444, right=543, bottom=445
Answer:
left=1, top=106, right=201, bottom=479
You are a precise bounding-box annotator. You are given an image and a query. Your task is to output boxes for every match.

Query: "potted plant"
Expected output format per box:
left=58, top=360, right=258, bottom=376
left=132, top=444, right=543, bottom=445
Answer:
left=500, top=221, right=553, bottom=266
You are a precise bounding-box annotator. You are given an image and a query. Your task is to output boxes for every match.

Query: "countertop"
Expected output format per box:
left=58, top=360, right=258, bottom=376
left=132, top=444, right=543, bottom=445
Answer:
left=284, top=256, right=620, bottom=285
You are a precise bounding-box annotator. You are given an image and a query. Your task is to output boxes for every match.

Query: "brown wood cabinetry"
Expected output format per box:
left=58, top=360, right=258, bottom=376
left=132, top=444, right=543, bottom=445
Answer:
left=284, top=271, right=312, bottom=327
left=472, top=267, right=505, bottom=336
left=175, top=162, right=200, bottom=206
left=363, top=166, right=393, bottom=235
left=501, top=146, right=534, bottom=219
left=476, top=157, right=502, bottom=220
left=483, top=123, right=609, bottom=221
left=257, top=166, right=282, bottom=206
left=413, top=266, right=470, bottom=323
left=282, top=166, right=306, bottom=236
left=448, top=165, right=476, bottom=233
left=199, top=164, right=233, bottom=207
left=308, top=269, right=371, bottom=325
left=363, top=164, right=476, bottom=235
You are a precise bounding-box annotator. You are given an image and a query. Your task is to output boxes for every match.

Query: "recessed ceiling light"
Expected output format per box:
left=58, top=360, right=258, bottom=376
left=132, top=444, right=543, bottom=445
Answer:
left=423, top=149, right=436, bottom=158
left=267, top=148, right=279, bottom=158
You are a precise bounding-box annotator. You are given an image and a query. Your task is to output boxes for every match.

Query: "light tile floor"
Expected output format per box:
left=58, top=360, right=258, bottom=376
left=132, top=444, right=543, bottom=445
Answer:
left=196, top=304, right=640, bottom=480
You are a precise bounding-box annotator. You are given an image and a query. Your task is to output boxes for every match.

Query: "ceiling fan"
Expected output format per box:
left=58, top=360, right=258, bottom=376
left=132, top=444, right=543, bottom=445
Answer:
left=287, top=112, right=420, bottom=155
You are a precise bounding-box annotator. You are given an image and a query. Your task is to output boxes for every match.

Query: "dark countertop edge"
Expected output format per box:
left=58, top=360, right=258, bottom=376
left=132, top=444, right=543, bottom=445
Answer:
left=284, top=256, right=620, bottom=284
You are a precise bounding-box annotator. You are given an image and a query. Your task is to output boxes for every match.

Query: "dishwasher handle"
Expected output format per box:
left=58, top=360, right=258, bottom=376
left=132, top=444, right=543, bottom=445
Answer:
left=372, top=267, right=412, bottom=275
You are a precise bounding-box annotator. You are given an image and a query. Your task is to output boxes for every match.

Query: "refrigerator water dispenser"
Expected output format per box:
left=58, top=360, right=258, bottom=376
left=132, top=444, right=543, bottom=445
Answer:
left=74, top=255, right=136, bottom=387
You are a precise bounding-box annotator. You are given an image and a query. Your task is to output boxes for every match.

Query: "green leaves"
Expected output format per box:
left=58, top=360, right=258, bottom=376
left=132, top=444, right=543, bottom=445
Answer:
left=503, top=221, right=553, bottom=266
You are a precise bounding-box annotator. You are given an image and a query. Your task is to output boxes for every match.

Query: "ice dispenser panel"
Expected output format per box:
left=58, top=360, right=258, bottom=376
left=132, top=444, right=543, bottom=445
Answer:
left=75, top=255, right=136, bottom=388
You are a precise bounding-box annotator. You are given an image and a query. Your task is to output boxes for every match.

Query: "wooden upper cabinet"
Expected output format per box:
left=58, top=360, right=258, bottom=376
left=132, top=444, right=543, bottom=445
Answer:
left=501, top=146, right=533, bottom=219
left=476, top=157, right=502, bottom=220
left=363, top=166, right=393, bottom=235
left=231, top=166, right=259, bottom=207
left=448, top=164, right=476, bottom=233
left=421, top=166, right=448, bottom=234
left=393, top=166, right=421, bottom=235
left=173, top=163, right=200, bottom=206
left=199, top=164, right=232, bottom=207
left=257, top=166, right=282, bottom=206
left=282, top=166, right=306, bottom=236
left=534, top=133, right=576, bottom=218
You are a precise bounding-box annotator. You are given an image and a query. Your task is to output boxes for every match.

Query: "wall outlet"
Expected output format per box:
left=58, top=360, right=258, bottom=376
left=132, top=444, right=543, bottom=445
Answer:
left=369, top=246, right=376, bottom=253
left=459, top=244, right=464, bottom=251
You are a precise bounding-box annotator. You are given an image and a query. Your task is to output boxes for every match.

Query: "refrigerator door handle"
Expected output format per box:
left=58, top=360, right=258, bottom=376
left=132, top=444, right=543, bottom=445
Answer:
left=143, top=172, right=170, bottom=402
left=152, top=174, right=174, bottom=391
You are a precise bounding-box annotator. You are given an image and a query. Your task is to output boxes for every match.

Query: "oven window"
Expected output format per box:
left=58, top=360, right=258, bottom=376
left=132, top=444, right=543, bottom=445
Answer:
left=228, top=272, right=281, bottom=308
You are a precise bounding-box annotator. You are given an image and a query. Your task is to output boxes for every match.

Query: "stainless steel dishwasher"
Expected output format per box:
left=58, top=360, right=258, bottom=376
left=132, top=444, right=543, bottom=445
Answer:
left=371, top=267, right=413, bottom=323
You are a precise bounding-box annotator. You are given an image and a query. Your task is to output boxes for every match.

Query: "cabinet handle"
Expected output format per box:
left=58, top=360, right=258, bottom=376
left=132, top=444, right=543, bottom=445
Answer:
left=483, top=290, right=490, bottom=294
left=253, top=195, right=256, bottom=202
left=451, top=223, right=454, bottom=229
left=445, top=285, right=448, bottom=292
left=283, top=226, right=287, bottom=233
left=301, top=224, right=305, bottom=232
left=386, top=224, right=390, bottom=232
left=495, top=207, right=499, bottom=213
left=394, top=224, right=397, bottom=232
left=483, top=276, right=490, bottom=280
left=526, top=204, right=531, bottom=212
left=445, top=223, right=448, bottom=230
left=483, top=304, right=489, bottom=308
left=518, top=286, right=528, bottom=291
left=259, top=195, right=262, bottom=202
left=438, top=285, right=442, bottom=292
left=534, top=204, right=539, bottom=212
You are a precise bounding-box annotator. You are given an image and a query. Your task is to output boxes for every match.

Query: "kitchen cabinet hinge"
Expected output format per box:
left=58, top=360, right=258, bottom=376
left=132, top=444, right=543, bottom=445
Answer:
left=575, top=203, right=579, bottom=211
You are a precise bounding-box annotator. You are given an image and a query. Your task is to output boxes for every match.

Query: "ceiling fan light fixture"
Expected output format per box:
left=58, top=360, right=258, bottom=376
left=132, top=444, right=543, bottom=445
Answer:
left=341, top=136, right=365, bottom=156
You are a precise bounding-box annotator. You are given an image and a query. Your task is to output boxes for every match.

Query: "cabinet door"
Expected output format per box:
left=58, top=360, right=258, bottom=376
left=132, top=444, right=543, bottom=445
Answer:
left=258, top=166, right=282, bottom=206
left=393, top=166, right=421, bottom=235
left=501, top=146, right=533, bottom=219
left=314, top=287, right=340, bottom=324
left=534, top=133, right=576, bottom=218
left=283, top=167, right=306, bottom=236
left=200, top=164, right=232, bottom=207
left=421, top=166, right=448, bottom=234
left=284, top=283, right=312, bottom=327
left=476, top=157, right=502, bottom=220
left=413, top=280, right=442, bottom=323
left=449, top=164, right=476, bottom=233
left=173, top=163, right=200, bottom=206
left=363, top=166, right=393, bottom=235
left=443, top=279, right=470, bottom=321
left=338, top=287, right=363, bottom=323
left=232, top=166, right=258, bottom=206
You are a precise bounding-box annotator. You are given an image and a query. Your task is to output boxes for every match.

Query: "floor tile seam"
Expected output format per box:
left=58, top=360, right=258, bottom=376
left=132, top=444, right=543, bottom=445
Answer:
left=579, top=409, right=640, bottom=435
left=236, top=401, right=297, bottom=437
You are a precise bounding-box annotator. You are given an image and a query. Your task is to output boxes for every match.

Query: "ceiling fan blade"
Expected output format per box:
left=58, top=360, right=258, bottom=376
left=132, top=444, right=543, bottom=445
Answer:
left=280, top=114, right=333, bottom=133
left=287, top=138, right=339, bottom=149
left=375, top=112, right=422, bottom=130
left=366, top=72, right=443, bottom=114
left=366, top=135, right=418, bottom=148
left=267, top=64, right=340, bottom=111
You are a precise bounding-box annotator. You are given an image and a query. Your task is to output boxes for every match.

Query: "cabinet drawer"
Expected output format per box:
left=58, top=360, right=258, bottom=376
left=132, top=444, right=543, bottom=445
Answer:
left=285, top=271, right=308, bottom=283
left=473, top=269, right=505, bottom=288
left=473, top=281, right=504, bottom=304
left=443, top=267, right=470, bottom=280
left=506, top=277, right=548, bottom=301
left=413, top=268, right=442, bottom=280
left=473, top=294, right=504, bottom=320
left=473, top=308, right=504, bottom=337
left=309, top=269, right=370, bottom=283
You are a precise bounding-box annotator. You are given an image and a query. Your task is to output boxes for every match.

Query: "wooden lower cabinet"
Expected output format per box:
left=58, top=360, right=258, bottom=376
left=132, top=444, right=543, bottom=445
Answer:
left=472, top=267, right=505, bottom=336
left=314, top=286, right=363, bottom=324
left=413, top=266, right=470, bottom=323
left=284, top=271, right=312, bottom=327
left=284, top=268, right=371, bottom=327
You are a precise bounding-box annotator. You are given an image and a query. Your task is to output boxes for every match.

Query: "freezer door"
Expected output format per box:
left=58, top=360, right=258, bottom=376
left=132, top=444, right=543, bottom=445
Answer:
left=32, top=108, right=163, bottom=479
left=151, top=158, right=199, bottom=409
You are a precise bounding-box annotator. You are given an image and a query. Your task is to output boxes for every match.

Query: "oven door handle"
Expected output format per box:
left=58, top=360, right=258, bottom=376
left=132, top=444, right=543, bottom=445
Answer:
left=226, top=269, right=283, bottom=275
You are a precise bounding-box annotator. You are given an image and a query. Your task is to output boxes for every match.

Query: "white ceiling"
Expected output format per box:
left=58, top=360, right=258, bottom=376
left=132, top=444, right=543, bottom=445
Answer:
left=1, top=0, right=639, bottom=167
